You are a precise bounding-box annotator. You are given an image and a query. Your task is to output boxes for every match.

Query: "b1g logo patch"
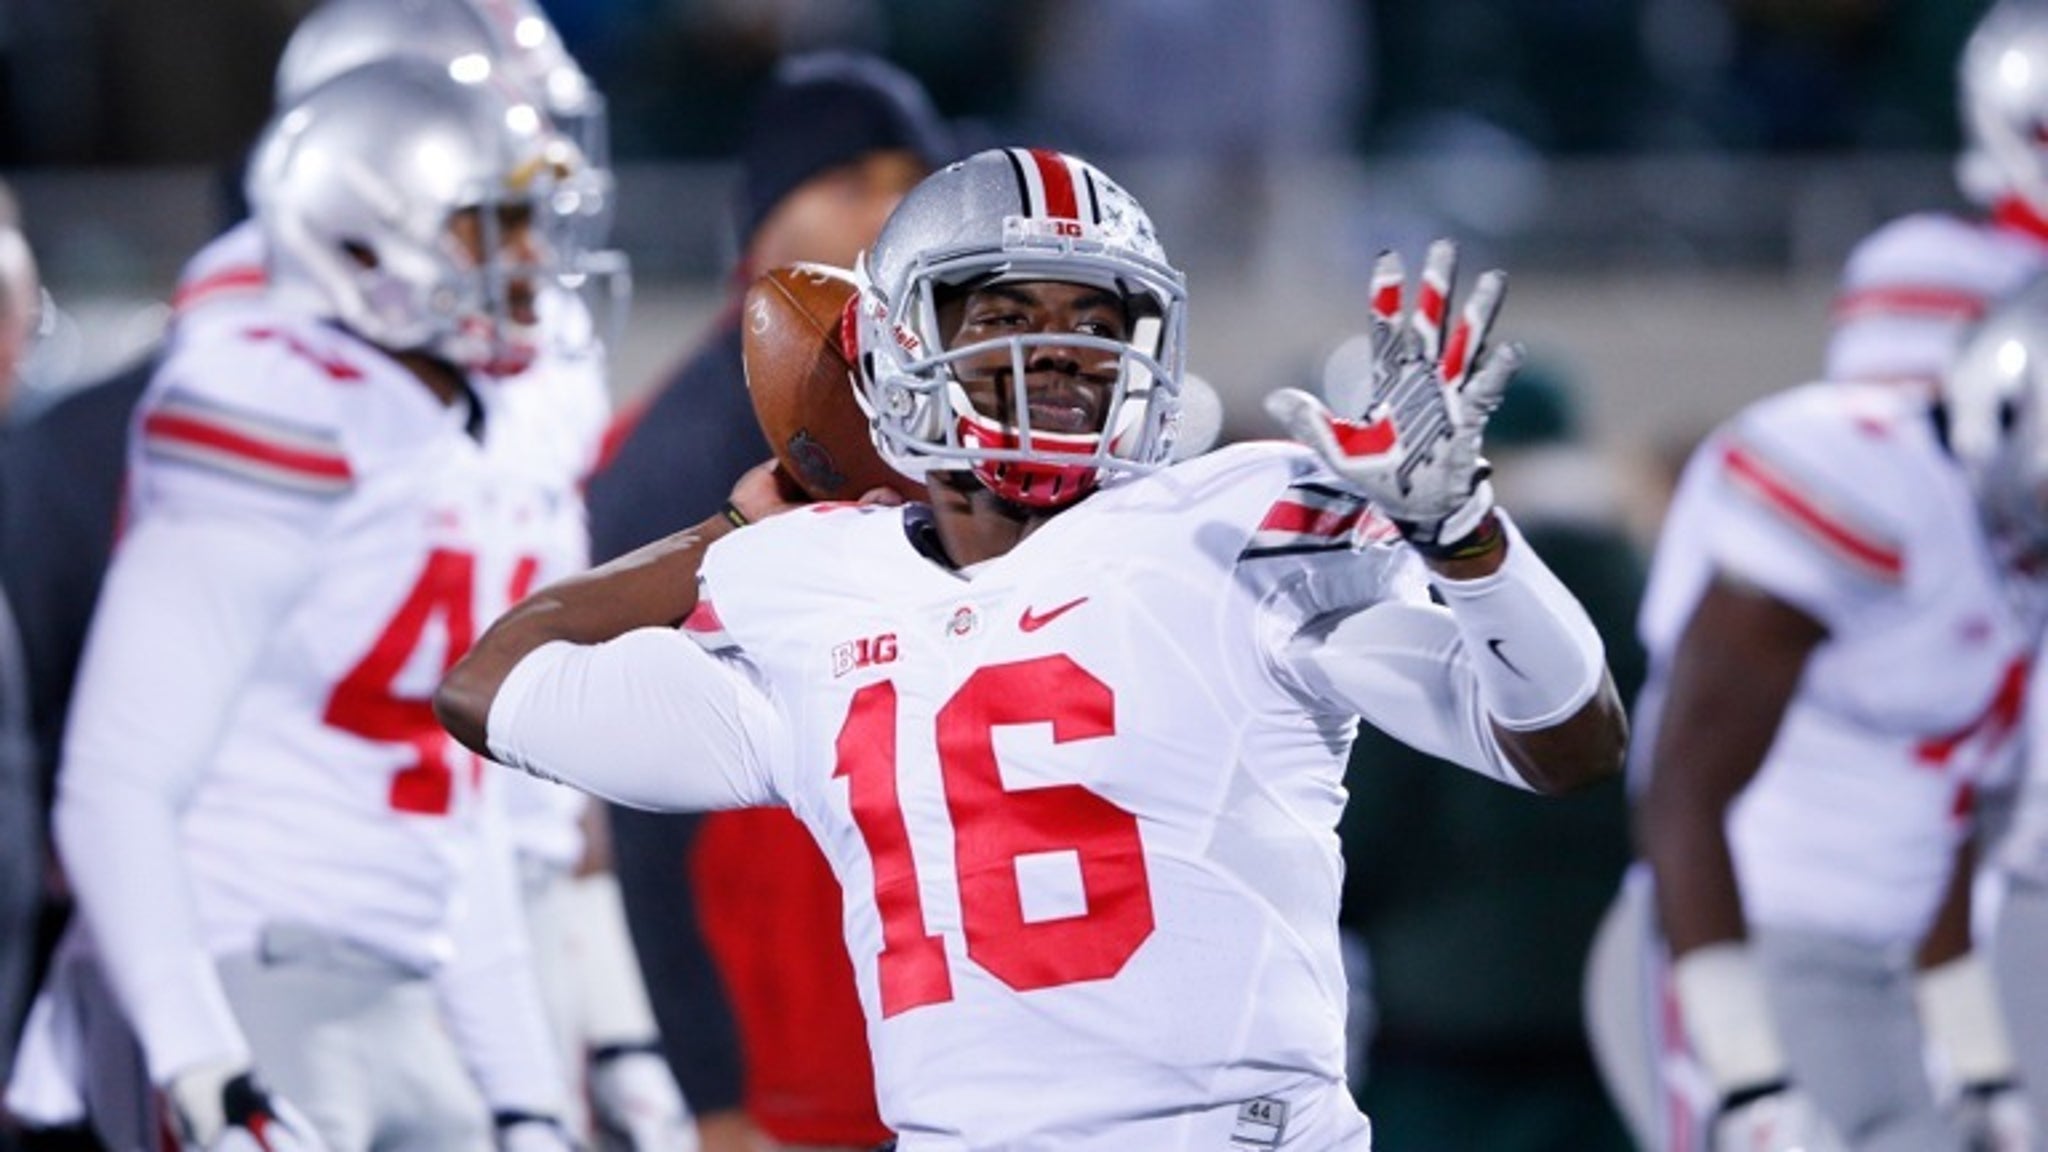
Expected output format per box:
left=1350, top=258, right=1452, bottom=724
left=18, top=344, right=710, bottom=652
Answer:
left=1229, top=1097, right=1288, bottom=1150
left=832, top=633, right=898, bottom=677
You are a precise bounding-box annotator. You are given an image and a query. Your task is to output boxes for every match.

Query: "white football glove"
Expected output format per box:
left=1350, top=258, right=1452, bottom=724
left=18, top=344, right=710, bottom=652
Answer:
left=1956, top=1080, right=2037, bottom=1152
left=1265, top=239, right=1519, bottom=551
left=1710, top=1084, right=1846, bottom=1152
left=590, top=1048, right=698, bottom=1152
left=167, top=1061, right=329, bottom=1152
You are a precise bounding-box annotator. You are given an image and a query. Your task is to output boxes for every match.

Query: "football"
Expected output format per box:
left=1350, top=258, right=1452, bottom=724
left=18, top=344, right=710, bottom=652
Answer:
left=741, top=262, right=926, bottom=503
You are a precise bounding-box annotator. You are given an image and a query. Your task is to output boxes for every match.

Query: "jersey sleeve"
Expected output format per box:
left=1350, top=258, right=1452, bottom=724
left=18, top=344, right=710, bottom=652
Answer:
left=1692, top=395, right=1913, bottom=632
left=132, top=334, right=359, bottom=526
left=1824, top=213, right=2036, bottom=384
left=53, top=335, right=359, bottom=1083
left=52, top=507, right=319, bottom=1083
left=487, top=631, right=788, bottom=813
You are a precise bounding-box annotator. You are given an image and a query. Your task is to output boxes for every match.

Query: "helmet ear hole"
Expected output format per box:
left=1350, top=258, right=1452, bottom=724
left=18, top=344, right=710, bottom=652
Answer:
left=341, top=240, right=379, bottom=270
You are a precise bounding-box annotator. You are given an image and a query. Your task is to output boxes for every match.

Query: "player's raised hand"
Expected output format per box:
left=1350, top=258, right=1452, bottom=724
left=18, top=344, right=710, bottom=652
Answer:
left=1265, top=239, right=1519, bottom=553
left=168, top=1062, right=328, bottom=1152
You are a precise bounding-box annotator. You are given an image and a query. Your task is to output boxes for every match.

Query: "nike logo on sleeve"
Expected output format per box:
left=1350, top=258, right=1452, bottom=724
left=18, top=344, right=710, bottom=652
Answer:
left=1019, top=597, right=1090, bottom=633
left=1486, top=637, right=1529, bottom=679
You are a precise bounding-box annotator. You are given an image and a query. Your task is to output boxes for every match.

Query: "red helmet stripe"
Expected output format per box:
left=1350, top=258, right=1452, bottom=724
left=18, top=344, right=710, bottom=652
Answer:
left=1026, top=148, right=1081, bottom=219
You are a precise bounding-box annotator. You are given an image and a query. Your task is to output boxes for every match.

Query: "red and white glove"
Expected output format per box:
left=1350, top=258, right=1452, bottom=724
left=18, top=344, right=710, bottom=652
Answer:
left=1265, top=239, right=1519, bottom=551
left=167, top=1061, right=328, bottom=1152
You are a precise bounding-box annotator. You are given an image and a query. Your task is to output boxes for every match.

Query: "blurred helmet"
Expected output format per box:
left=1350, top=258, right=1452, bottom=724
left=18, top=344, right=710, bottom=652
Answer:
left=1958, top=1, right=2048, bottom=215
left=277, top=0, right=613, bottom=251
left=850, top=147, right=1188, bottom=508
left=246, top=57, right=581, bottom=376
left=1938, top=275, right=2048, bottom=563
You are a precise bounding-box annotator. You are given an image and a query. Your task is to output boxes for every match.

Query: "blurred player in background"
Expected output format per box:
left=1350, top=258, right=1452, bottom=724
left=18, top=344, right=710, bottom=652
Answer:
left=1801, top=0, right=2048, bottom=1141
left=4, top=1, right=689, bottom=1147
left=587, top=51, right=950, bottom=1152
left=440, top=148, right=1626, bottom=1149
left=1584, top=280, right=2048, bottom=1151
left=34, top=60, right=588, bottom=1152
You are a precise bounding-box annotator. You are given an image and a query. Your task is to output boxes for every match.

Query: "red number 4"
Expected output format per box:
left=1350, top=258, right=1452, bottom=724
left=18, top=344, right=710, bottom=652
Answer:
left=323, top=548, right=538, bottom=815
left=835, top=655, right=1156, bottom=1018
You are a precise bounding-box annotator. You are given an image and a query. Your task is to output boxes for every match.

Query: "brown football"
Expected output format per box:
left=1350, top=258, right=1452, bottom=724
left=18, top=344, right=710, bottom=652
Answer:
left=741, top=262, right=926, bottom=503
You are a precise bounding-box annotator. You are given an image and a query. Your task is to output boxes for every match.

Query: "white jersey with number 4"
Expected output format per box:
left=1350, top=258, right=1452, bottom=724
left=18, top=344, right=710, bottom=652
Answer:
left=492, top=440, right=1588, bottom=1150
left=1636, top=382, right=2041, bottom=945
left=55, top=300, right=602, bottom=1082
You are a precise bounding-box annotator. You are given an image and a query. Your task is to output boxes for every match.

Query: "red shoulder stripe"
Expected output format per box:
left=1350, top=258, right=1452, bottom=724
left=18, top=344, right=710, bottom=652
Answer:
left=171, top=265, right=266, bottom=314
left=1721, top=443, right=1903, bottom=581
left=142, top=394, right=353, bottom=496
left=1830, top=285, right=1988, bottom=324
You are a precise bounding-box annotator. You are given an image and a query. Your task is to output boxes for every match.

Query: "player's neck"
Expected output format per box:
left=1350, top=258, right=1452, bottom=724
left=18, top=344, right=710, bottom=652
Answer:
left=394, top=350, right=485, bottom=439
left=927, top=477, right=1059, bottom=568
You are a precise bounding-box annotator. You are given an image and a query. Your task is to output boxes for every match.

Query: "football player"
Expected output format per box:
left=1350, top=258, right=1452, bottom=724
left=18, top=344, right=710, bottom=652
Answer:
left=1583, top=275, right=2048, bottom=1151
left=48, top=60, right=589, bottom=1152
left=437, top=147, right=1626, bottom=1150
left=1612, top=3, right=2048, bottom=1146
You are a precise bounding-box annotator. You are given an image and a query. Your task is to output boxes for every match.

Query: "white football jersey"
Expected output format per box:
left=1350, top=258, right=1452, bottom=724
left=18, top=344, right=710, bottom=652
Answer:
left=170, top=219, right=268, bottom=335
left=666, top=443, right=1448, bottom=1148
left=1825, top=211, right=2048, bottom=385
left=1636, top=382, right=2042, bottom=944
left=57, top=299, right=600, bottom=1080
left=169, top=218, right=608, bottom=873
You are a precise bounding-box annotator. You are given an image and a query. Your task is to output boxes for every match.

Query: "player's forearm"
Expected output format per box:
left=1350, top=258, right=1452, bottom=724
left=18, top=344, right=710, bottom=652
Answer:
left=438, top=512, right=735, bottom=756
left=53, top=782, right=250, bottom=1083
left=1426, top=513, right=1625, bottom=793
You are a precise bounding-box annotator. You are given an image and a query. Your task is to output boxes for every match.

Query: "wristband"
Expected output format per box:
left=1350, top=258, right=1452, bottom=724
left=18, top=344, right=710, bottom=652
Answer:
left=1403, top=508, right=1505, bottom=561
left=1917, top=952, right=2018, bottom=1085
left=1673, top=942, right=1790, bottom=1095
left=720, top=502, right=749, bottom=529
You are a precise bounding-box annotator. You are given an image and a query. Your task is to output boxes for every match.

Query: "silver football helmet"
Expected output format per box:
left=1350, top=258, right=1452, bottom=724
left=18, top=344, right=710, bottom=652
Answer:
left=277, top=0, right=615, bottom=258
left=1958, top=1, right=2048, bottom=216
left=850, top=147, right=1188, bottom=508
left=1940, top=275, right=2048, bottom=563
left=246, top=58, right=579, bottom=376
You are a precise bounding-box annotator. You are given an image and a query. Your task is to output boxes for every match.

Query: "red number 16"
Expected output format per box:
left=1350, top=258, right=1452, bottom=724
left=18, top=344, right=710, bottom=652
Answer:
left=834, top=655, right=1156, bottom=1018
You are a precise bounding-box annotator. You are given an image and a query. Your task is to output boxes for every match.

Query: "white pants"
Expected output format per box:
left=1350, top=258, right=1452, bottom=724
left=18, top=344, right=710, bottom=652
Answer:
left=219, top=923, right=491, bottom=1152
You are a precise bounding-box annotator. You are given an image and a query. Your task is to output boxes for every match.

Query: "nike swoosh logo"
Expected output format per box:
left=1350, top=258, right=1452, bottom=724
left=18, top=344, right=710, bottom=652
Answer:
left=1485, top=637, right=1528, bottom=679
left=1019, top=596, right=1090, bottom=633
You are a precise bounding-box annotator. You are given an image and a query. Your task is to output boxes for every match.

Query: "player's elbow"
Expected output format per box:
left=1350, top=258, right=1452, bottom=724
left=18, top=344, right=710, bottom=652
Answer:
left=433, top=666, right=494, bottom=759
left=1498, top=678, right=1629, bottom=795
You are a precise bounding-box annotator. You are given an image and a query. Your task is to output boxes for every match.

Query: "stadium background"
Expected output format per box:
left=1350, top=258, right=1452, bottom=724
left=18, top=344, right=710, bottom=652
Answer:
left=0, top=0, right=1994, bottom=536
